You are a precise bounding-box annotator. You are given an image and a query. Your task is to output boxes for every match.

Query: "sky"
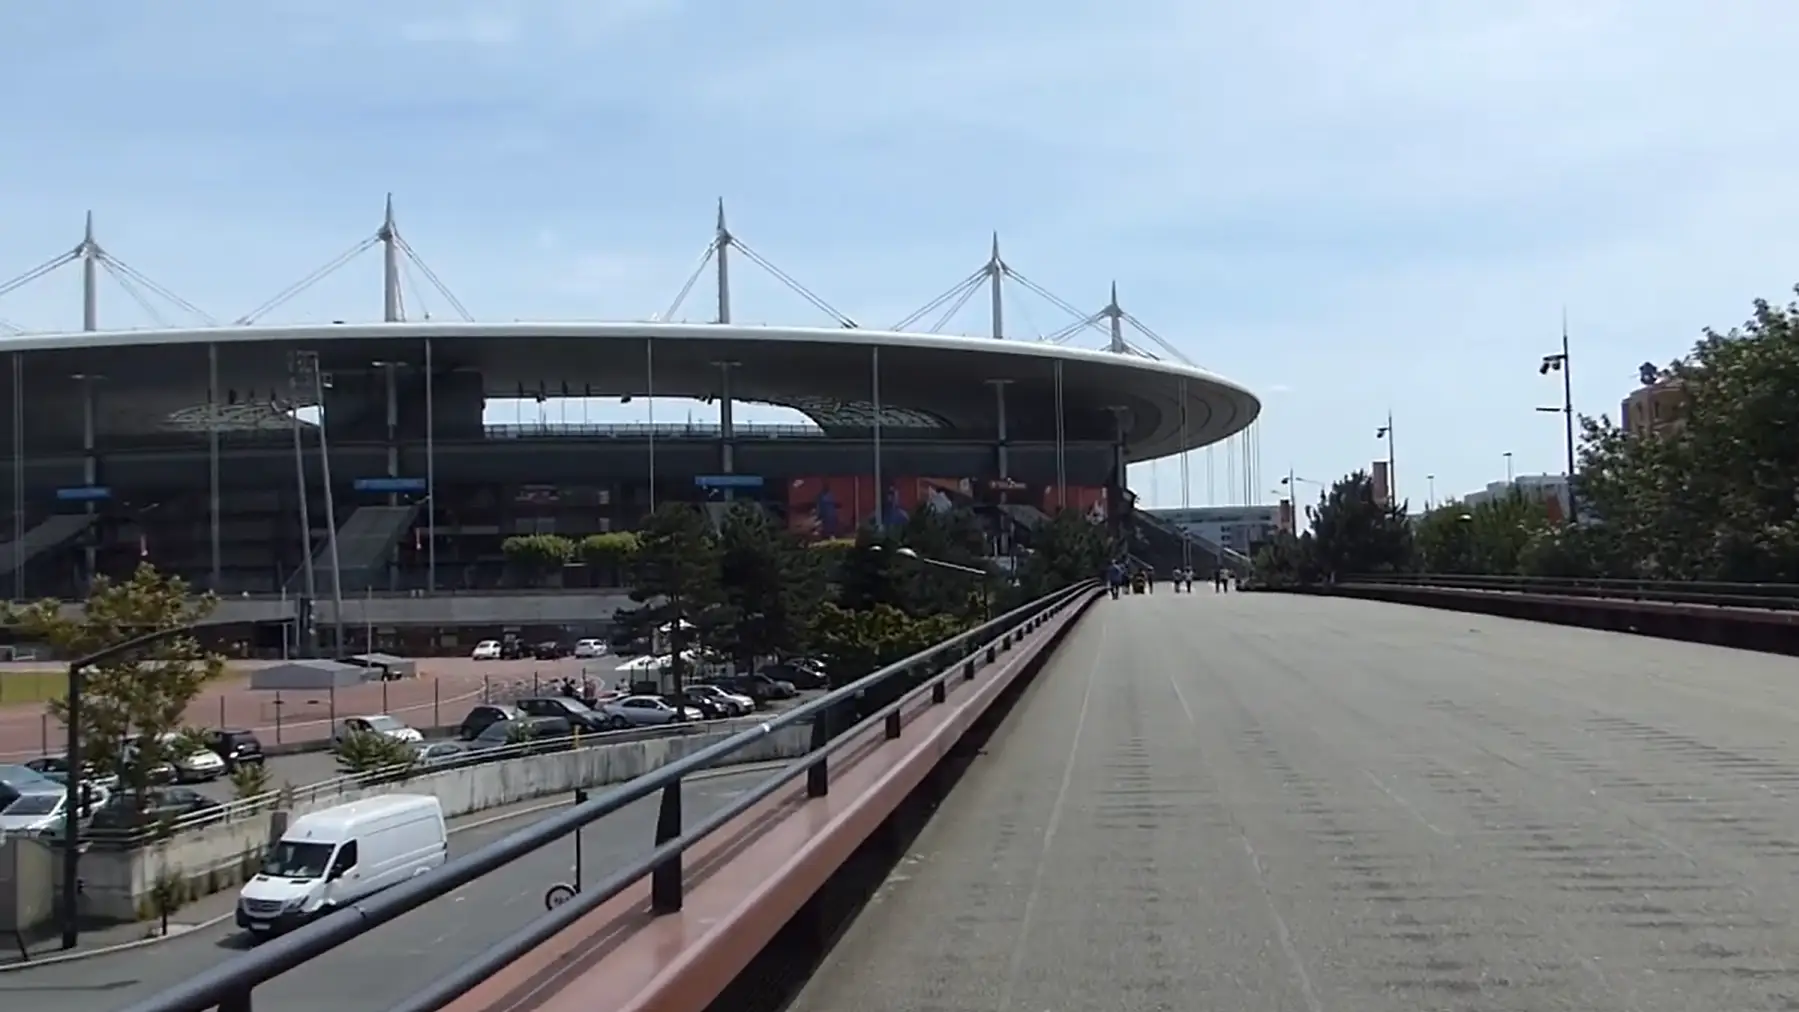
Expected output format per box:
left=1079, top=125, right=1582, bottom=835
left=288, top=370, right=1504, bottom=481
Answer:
left=4, top=1, right=1799, bottom=510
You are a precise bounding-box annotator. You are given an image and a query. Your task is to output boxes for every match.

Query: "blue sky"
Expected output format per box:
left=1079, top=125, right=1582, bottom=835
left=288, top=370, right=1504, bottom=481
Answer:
left=4, top=1, right=1799, bottom=510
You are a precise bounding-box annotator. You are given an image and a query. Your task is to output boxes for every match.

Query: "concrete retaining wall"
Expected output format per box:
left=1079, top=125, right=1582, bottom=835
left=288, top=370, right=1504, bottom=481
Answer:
left=70, top=717, right=813, bottom=923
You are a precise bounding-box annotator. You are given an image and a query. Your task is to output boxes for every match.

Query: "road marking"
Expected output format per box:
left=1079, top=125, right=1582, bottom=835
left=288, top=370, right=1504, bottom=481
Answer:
left=995, top=609, right=1106, bottom=1012
left=1362, top=770, right=1451, bottom=837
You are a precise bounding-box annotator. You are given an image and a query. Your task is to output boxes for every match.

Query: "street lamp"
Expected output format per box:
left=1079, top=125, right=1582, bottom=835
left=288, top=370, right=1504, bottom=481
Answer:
left=1374, top=412, right=1397, bottom=506
left=1426, top=474, right=1436, bottom=508
left=875, top=545, right=992, bottom=621
left=1537, top=316, right=1579, bottom=521
left=1503, top=451, right=1514, bottom=484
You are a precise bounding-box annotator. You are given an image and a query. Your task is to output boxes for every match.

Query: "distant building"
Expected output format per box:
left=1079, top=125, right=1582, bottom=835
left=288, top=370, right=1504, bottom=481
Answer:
left=1623, top=366, right=1687, bottom=438
left=1462, top=474, right=1569, bottom=523
left=1148, top=505, right=1281, bottom=557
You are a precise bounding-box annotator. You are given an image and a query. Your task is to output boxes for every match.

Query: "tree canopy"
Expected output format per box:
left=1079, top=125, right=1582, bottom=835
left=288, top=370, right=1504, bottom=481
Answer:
left=2, top=563, right=225, bottom=803
left=1255, top=285, right=1799, bottom=586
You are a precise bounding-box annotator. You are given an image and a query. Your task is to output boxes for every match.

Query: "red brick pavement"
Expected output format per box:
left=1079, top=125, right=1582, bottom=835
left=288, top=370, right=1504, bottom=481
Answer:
left=0, top=657, right=623, bottom=762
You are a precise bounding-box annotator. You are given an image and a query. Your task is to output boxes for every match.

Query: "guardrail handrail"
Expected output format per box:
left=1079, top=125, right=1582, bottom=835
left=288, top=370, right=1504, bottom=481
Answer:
left=117, top=579, right=1099, bottom=1012
left=1342, top=572, right=1799, bottom=611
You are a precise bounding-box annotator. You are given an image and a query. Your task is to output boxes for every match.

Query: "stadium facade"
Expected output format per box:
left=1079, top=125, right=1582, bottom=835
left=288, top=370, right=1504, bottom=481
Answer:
left=0, top=206, right=1261, bottom=646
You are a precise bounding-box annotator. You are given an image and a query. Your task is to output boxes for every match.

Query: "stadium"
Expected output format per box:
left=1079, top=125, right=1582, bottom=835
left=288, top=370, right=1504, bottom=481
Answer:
left=0, top=204, right=1261, bottom=647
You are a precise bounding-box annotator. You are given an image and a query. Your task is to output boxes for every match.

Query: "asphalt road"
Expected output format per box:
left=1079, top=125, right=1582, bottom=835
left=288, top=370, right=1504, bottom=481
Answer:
left=2, top=768, right=770, bottom=1012
left=792, top=589, right=1799, bottom=1012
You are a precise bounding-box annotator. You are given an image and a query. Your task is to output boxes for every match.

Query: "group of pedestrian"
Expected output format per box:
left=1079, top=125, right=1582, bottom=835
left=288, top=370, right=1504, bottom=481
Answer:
left=1105, top=560, right=1235, bottom=597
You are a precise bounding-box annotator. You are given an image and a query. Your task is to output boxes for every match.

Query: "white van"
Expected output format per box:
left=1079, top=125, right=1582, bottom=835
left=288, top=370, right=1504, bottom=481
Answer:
left=236, top=794, right=447, bottom=937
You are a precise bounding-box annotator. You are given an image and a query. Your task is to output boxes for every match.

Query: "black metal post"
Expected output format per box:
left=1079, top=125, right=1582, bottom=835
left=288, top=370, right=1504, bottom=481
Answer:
left=806, top=709, right=830, bottom=798
left=59, top=662, right=82, bottom=949
left=573, top=788, right=588, bottom=891
left=650, top=782, right=682, bottom=913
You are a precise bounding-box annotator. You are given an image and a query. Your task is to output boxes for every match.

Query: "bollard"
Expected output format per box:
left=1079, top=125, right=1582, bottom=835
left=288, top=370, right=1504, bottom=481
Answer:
left=218, top=695, right=227, bottom=729
left=432, top=679, right=441, bottom=726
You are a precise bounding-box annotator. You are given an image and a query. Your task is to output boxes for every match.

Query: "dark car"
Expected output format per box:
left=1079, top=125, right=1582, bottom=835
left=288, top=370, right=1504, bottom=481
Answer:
left=457, top=703, right=523, bottom=741
left=761, top=660, right=828, bottom=691
left=87, top=787, right=222, bottom=835
left=668, top=691, right=730, bottom=720
left=719, top=673, right=798, bottom=705
left=202, top=729, right=265, bottom=770
left=515, top=696, right=608, bottom=732
left=465, top=715, right=574, bottom=755
left=531, top=640, right=566, bottom=660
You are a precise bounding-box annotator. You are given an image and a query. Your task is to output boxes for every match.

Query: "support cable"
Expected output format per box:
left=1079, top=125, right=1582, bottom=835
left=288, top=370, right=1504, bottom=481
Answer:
left=0, top=318, right=22, bottom=335
left=661, top=240, right=719, bottom=322
left=1042, top=310, right=1105, bottom=345
left=394, top=237, right=473, bottom=321
left=99, top=260, right=173, bottom=328
left=928, top=279, right=983, bottom=333
left=236, top=236, right=380, bottom=324
left=398, top=256, right=426, bottom=321
left=1121, top=309, right=1194, bottom=365
left=732, top=239, right=858, bottom=327
left=889, top=267, right=985, bottom=331
left=0, top=250, right=79, bottom=301
left=1005, top=268, right=1113, bottom=344
left=97, top=252, right=217, bottom=325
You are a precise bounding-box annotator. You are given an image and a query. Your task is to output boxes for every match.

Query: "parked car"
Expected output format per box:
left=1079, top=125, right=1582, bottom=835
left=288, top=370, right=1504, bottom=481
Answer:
left=761, top=660, right=828, bottom=690
left=573, top=638, right=607, bottom=659
left=669, top=690, right=732, bottom=720
left=718, top=673, right=798, bottom=705
left=456, top=704, right=522, bottom=741
left=515, top=696, right=609, bottom=733
left=122, top=734, right=222, bottom=783
left=411, top=741, right=473, bottom=768
left=471, top=640, right=502, bottom=661
left=464, top=715, right=574, bottom=755
left=202, top=729, right=266, bottom=771
left=531, top=640, right=567, bottom=660
left=685, top=684, right=754, bottom=717
left=0, top=782, right=110, bottom=837
left=333, top=715, right=424, bottom=747
left=22, top=755, right=119, bottom=791
left=87, top=786, right=222, bottom=835
left=597, top=696, right=701, bottom=729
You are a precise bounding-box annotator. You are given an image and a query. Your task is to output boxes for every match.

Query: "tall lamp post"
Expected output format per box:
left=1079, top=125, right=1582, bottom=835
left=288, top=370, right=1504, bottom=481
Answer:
left=1374, top=412, right=1397, bottom=507
left=876, top=545, right=992, bottom=621
left=1537, top=318, right=1578, bottom=522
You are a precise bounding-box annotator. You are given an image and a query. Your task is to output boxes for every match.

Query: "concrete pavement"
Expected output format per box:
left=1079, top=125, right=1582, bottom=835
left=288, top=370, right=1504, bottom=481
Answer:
left=792, top=590, right=1799, bottom=1011
left=0, top=768, right=769, bottom=1012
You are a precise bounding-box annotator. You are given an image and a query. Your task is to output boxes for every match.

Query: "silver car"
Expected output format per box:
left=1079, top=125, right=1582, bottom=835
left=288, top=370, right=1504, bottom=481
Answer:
left=686, top=684, right=754, bottom=716
left=597, top=696, right=702, bottom=729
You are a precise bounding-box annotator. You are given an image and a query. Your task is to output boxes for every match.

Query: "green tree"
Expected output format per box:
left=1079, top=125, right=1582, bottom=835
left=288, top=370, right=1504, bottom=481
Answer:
left=579, top=532, right=640, bottom=586
left=2, top=563, right=224, bottom=806
left=502, top=534, right=576, bottom=585
left=334, top=730, right=418, bottom=779
left=1574, top=291, right=1799, bottom=581
left=710, top=503, right=827, bottom=670
left=833, top=525, right=911, bottom=614
left=1412, top=492, right=1554, bottom=575
left=614, top=504, right=723, bottom=690
left=808, top=602, right=969, bottom=687
left=1306, top=471, right=1412, bottom=580
left=227, top=760, right=273, bottom=800
left=1250, top=530, right=1320, bottom=586
left=1014, top=508, right=1112, bottom=602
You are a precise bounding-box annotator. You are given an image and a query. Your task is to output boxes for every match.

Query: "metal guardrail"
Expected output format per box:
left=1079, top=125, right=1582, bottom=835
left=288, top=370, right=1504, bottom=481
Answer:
left=1346, top=573, right=1799, bottom=612
left=78, top=721, right=729, bottom=848
left=117, top=579, right=1097, bottom=1012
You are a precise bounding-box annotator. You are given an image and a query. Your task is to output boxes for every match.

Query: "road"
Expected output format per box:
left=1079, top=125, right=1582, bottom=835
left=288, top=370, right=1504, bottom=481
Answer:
left=0, top=768, right=769, bottom=1012
left=792, top=589, right=1799, bottom=1011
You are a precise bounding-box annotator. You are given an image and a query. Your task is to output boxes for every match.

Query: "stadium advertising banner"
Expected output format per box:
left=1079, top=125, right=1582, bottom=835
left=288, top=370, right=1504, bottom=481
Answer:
left=786, top=476, right=968, bottom=538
